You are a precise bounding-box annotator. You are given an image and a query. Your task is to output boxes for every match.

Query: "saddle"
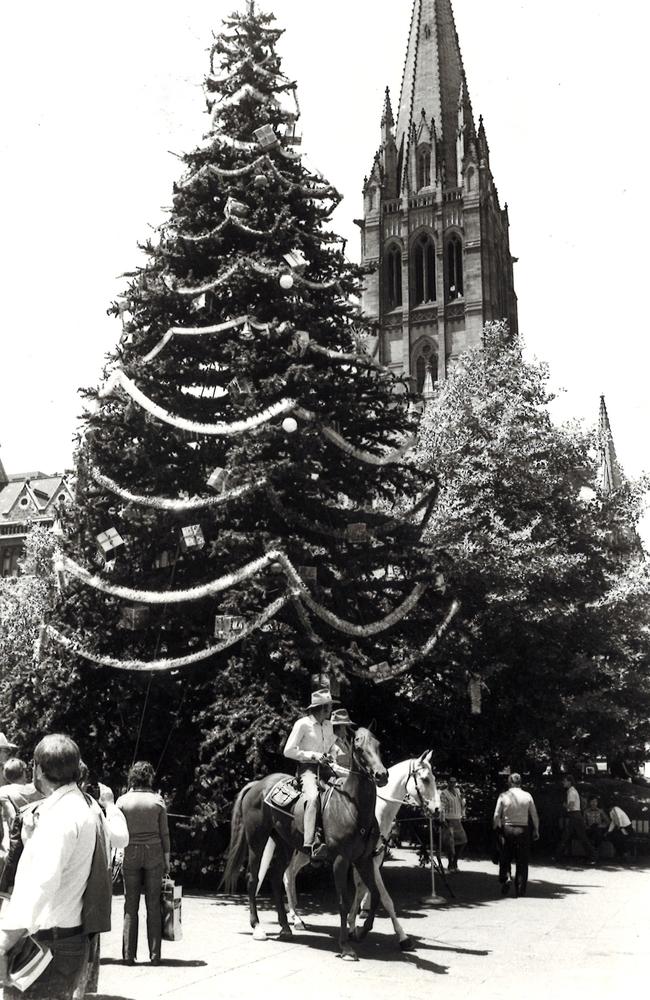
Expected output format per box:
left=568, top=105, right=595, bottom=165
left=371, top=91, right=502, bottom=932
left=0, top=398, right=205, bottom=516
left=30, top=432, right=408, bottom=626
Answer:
left=264, top=776, right=341, bottom=815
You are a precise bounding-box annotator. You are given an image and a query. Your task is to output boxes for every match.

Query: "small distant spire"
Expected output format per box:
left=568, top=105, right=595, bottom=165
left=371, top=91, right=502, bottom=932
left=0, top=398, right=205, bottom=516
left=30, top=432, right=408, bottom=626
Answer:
left=381, top=87, right=394, bottom=129
left=598, top=395, right=623, bottom=494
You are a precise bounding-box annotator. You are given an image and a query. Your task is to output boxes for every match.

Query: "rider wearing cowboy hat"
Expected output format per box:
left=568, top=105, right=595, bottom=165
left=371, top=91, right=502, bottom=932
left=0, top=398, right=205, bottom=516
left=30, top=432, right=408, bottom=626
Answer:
left=331, top=708, right=356, bottom=770
left=284, top=689, right=347, bottom=861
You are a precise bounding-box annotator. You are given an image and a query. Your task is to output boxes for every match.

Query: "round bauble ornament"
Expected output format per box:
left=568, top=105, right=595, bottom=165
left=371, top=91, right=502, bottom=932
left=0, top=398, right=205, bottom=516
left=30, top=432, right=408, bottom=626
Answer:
left=253, top=174, right=269, bottom=189
left=282, top=417, right=298, bottom=434
left=279, top=273, right=294, bottom=291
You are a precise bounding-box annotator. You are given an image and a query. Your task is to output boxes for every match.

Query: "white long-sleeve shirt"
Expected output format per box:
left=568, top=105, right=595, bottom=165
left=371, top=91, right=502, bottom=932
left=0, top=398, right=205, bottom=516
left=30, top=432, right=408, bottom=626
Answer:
left=608, top=806, right=632, bottom=833
left=1, top=783, right=96, bottom=933
left=284, top=715, right=340, bottom=765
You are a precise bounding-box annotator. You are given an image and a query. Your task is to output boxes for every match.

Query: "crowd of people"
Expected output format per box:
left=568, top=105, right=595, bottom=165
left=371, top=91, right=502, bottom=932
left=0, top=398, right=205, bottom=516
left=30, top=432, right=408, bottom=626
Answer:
left=0, top=731, right=171, bottom=999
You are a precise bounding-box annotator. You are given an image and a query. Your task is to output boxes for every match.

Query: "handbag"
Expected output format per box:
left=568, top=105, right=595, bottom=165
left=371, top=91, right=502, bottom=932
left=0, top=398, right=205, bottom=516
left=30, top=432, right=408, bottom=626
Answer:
left=161, top=877, right=183, bottom=942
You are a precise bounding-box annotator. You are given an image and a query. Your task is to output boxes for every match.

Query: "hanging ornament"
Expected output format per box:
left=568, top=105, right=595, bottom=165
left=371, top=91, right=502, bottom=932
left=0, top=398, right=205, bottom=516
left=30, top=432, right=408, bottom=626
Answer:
left=118, top=603, right=150, bottom=630
left=291, top=330, right=310, bottom=356
left=346, top=523, right=368, bottom=543
left=369, top=661, right=391, bottom=680
left=253, top=174, right=269, bottom=189
left=227, top=376, right=253, bottom=399
left=298, top=566, right=317, bottom=583
left=279, top=273, right=294, bottom=291
left=180, top=524, right=206, bottom=552
left=33, top=623, right=48, bottom=663
left=53, top=560, right=67, bottom=592
left=240, top=320, right=255, bottom=342
left=284, top=123, right=303, bottom=147
left=468, top=674, right=483, bottom=715
left=207, top=467, right=229, bottom=493
left=190, top=293, right=207, bottom=313
left=282, top=249, right=308, bottom=273
left=434, top=569, right=447, bottom=594
left=282, top=416, right=298, bottom=434
left=253, top=124, right=280, bottom=151
left=96, top=527, right=125, bottom=562
left=224, top=196, right=249, bottom=219
left=154, top=550, right=175, bottom=570
left=214, top=614, right=246, bottom=639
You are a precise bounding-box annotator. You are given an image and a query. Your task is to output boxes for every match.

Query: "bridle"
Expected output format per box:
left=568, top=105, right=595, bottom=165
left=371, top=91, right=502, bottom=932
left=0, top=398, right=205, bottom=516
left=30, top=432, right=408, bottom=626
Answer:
left=347, top=729, right=383, bottom=783
left=376, top=759, right=435, bottom=813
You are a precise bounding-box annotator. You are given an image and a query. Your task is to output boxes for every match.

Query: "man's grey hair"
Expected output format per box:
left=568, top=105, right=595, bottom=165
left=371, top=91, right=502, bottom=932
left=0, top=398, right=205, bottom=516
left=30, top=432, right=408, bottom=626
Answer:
left=509, top=773, right=522, bottom=786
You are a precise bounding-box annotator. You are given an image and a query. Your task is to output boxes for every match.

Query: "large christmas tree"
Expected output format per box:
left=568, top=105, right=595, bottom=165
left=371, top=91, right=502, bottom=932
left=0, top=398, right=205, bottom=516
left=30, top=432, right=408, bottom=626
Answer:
left=44, top=1, right=449, bottom=817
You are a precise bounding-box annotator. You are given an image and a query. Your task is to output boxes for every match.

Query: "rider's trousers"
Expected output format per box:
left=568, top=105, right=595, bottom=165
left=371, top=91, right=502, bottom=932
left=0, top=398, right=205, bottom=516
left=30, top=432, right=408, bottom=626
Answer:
left=298, top=766, right=319, bottom=847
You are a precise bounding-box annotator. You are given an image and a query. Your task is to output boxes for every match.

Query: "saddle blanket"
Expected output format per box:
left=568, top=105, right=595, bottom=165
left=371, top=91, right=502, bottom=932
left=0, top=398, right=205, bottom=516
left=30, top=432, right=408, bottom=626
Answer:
left=264, top=777, right=302, bottom=812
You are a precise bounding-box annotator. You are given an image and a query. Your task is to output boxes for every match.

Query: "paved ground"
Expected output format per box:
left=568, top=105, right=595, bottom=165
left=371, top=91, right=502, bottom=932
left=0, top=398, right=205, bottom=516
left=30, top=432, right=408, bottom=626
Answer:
left=95, top=850, right=648, bottom=1000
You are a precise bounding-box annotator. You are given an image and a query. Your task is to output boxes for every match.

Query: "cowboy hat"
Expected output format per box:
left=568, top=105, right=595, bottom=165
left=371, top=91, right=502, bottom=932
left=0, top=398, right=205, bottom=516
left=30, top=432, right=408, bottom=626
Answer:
left=331, top=708, right=356, bottom=728
left=305, top=688, right=338, bottom=711
left=0, top=733, right=18, bottom=751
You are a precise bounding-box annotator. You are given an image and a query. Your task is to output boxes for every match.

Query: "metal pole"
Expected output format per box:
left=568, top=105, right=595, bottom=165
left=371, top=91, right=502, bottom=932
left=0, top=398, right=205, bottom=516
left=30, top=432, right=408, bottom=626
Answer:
left=422, top=818, right=446, bottom=906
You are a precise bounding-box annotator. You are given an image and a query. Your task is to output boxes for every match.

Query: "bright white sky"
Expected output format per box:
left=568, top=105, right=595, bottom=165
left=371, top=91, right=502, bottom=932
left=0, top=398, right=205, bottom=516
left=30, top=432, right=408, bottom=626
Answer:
left=0, top=0, right=648, bottom=535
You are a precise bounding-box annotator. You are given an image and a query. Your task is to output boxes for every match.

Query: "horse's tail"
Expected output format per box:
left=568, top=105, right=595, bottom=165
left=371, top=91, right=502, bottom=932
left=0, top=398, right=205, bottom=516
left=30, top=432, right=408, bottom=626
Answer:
left=221, top=780, right=257, bottom=893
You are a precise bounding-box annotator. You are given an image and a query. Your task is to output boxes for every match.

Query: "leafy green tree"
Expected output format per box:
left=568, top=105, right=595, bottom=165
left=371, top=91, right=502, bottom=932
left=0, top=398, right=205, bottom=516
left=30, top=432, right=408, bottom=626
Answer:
left=42, top=2, right=445, bottom=823
left=411, top=323, right=650, bottom=775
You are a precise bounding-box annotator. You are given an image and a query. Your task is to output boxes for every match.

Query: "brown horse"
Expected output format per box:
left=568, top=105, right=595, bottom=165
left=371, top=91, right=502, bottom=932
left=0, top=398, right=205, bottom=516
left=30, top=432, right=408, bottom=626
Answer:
left=222, top=727, right=389, bottom=960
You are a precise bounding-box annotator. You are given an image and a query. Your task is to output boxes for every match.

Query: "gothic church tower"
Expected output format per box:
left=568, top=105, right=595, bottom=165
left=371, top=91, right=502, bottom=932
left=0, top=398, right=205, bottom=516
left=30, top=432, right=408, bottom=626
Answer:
left=359, top=0, right=518, bottom=390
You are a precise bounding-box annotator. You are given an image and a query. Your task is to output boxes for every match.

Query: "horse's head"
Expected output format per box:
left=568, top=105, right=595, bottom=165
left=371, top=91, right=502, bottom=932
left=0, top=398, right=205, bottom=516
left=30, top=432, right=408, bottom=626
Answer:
left=353, top=727, right=389, bottom=787
left=406, top=750, right=439, bottom=816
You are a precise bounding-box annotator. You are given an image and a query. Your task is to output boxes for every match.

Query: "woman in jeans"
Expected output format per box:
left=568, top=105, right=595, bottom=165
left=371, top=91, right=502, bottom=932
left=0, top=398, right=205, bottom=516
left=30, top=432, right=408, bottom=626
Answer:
left=117, top=761, right=171, bottom=965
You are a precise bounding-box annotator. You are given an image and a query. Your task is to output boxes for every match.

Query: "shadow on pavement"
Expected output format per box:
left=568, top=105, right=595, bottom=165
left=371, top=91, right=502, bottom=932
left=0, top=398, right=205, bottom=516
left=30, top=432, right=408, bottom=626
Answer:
left=101, top=958, right=207, bottom=968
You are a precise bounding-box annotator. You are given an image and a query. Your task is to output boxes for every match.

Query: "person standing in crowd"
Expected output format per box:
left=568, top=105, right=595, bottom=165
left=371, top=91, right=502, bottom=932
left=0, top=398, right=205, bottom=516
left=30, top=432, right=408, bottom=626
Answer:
left=0, top=759, right=43, bottom=882
left=439, top=776, right=468, bottom=871
left=0, top=735, right=18, bottom=783
left=493, top=773, right=540, bottom=897
left=555, top=775, right=596, bottom=865
left=605, top=802, right=633, bottom=860
left=583, top=796, right=609, bottom=852
left=0, top=735, right=98, bottom=999
left=117, top=762, right=170, bottom=966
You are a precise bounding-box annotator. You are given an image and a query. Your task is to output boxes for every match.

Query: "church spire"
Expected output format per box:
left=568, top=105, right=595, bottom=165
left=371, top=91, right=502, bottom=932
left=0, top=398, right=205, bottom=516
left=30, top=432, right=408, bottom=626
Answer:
left=381, top=86, right=394, bottom=133
left=395, top=0, right=473, bottom=190
left=598, top=395, right=623, bottom=494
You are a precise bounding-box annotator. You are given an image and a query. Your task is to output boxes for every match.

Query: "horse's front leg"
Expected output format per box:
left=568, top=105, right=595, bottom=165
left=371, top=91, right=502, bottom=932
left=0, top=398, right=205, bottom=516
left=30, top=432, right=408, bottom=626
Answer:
left=371, top=856, right=414, bottom=950
left=352, top=856, right=381, bottom=943
left=283, top=851, right=310, bottom=930
left=333, top=855, right=357, bottom=961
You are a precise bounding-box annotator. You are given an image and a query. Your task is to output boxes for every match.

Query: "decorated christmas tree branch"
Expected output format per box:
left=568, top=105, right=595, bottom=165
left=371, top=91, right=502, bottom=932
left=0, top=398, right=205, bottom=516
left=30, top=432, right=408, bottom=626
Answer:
left=163, top=264, right=239, bottom=296
left=250, top=261, right=340, bottom=290
left=308, top=341, right=384, bottom=372
left=46, top=595, right=290, bottom=673
left=61, top=547, right=428, bottom=636
left=301, top=584, right=428, bottom=638
left=293, top=406, right=415, bottom=466
left=142, top=315, right=268, bottom=363
left=99, top=369, right=294, bottom=436
left=371, top=599, right=462, bottom=684
left=90, top=467, right=266, bottom=512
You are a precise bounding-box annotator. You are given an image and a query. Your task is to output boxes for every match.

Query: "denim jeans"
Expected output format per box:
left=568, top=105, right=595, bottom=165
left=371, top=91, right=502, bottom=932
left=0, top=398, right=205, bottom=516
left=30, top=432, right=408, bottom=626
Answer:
left=122, top=843, right=164, bottom=962
left=4, top=934, right=89, bottom=1000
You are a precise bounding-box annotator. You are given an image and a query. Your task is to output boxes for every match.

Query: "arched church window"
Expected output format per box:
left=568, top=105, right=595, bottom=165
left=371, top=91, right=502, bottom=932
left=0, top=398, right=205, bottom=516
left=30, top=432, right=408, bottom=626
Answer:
left=466, top=167, right=474, bottom=192
left=446, top=234, right=464, bottom=300
left=413, top=342, right=437, bottom=394
left=413, top=233, right=436, bottom=305
left=418, top=149, right=431, bottom=190
left=385, top=244, right=402, bottom=309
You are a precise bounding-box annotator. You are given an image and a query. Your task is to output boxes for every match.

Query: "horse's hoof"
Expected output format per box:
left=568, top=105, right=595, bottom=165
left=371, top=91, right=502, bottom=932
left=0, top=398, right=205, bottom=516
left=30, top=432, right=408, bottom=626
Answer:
left=399, top=936, right=416, bottom=952
left=252, top=926, right=268, bottom=941
left=293, top=919, right=307, bottom=932
left=339, top=950, right=359, bottom=962
left=277, top=929, right=293, bottom=942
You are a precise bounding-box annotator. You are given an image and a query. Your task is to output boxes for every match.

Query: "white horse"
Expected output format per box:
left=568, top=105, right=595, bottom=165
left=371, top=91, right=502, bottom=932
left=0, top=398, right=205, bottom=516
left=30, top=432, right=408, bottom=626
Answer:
left=283, top=751, right=439, bottom=951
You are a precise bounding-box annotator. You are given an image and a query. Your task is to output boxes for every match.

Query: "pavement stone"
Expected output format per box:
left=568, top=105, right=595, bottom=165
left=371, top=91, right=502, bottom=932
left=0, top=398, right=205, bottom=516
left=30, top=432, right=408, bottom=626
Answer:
left=93, top=851, right=648, bottom=1000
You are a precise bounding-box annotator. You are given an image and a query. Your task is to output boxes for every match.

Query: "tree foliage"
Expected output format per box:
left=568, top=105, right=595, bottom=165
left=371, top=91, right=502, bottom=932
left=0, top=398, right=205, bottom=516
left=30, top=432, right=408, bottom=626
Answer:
left=410, top=323, right=650, bottom=774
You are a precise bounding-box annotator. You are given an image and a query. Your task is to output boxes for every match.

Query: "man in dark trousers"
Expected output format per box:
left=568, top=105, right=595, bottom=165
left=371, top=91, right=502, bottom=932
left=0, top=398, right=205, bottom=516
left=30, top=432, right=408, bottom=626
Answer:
left=555, top=775, right=596, bottom=865
left=493, top=773, right=540, bottom=897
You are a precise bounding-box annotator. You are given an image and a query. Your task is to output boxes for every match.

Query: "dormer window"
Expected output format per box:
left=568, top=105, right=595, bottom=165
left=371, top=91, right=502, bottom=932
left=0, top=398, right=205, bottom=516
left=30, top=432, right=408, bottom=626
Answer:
left=413, top=233, right=436, bottom=304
